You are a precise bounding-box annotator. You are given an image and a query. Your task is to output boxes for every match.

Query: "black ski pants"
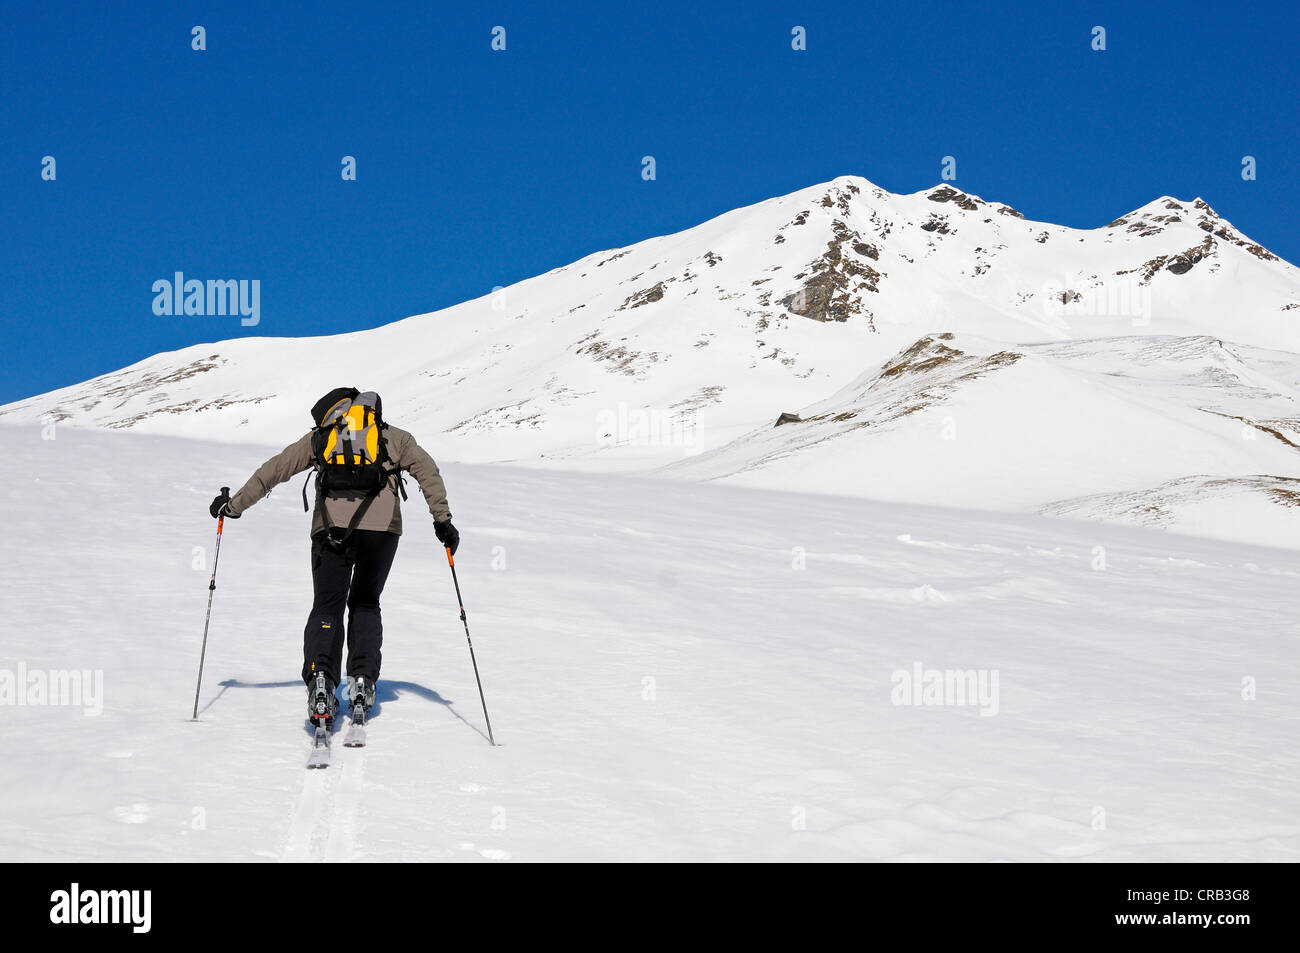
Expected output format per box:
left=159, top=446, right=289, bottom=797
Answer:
left=302, top=529, right=399, bottom=686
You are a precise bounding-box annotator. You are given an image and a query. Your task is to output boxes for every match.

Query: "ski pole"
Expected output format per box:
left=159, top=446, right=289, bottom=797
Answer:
left=445, top=546, right=496, bottom=746
left=192, top=488, right=229, bottom=721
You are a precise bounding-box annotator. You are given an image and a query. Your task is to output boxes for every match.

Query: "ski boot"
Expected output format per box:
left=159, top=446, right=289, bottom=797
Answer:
left=343, top=676, right=375, bottom=747
left=307, top=672, right=338, bottom=730
left=347, top=675, right=376, bottom=718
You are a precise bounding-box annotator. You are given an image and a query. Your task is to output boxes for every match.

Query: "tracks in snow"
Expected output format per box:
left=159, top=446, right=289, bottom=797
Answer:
left=280, top=724, right=366, bottom=863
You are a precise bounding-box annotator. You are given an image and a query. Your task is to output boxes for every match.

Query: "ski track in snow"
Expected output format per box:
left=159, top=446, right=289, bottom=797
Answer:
left=322, top=738, right=363, bottom=863
left=6, top=426, right=1300, bottom=862
left=280, top=717, right=368, bottom=862
left=281, top=767, right=334, bottom=862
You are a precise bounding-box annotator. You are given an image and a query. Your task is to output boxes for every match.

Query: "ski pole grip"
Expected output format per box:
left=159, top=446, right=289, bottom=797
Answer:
left=217, top=488, right=231, bottom=533
left=446, top=546, right=455, bottom=567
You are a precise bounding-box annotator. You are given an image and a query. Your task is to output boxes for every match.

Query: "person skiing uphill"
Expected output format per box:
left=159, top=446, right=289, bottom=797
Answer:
left=207, top=387, right=460, bottom=731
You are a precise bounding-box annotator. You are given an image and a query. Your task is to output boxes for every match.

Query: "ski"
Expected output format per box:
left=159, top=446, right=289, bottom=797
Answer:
left=343, top=707, right=367, bottom=748
left=307, top=724, right=331, bottom=768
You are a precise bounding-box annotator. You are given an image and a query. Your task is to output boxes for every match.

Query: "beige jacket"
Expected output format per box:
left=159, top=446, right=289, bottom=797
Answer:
left=228, top=425, right=452, bottom=536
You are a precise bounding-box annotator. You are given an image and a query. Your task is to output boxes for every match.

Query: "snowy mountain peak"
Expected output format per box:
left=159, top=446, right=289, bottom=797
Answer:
left=1105, top=194, right=1279, bottom=264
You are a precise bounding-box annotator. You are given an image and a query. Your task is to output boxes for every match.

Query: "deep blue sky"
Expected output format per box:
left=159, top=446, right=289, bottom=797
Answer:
left=3, top=0, right=1296, bottom=403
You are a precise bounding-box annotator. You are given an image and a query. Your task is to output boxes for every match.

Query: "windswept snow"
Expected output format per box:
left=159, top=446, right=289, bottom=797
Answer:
left=668, top=333, right=1300, bottom=546
left=1042, top=475, right=1300, bottom=548
left=3, top=426, right=1298, bottom=861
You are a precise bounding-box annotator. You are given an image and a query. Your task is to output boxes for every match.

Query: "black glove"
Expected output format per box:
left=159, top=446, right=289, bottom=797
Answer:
left=434, top=519, right=459, bottom=555
left=209, top=487, right=239, bottom=519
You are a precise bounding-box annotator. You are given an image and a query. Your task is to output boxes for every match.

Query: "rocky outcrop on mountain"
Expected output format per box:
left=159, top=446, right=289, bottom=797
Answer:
left=781, top=219, right=883, bottom=323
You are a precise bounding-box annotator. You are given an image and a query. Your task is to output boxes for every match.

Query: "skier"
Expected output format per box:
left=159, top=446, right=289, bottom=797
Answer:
left=207, top=387, right=459, bottom=733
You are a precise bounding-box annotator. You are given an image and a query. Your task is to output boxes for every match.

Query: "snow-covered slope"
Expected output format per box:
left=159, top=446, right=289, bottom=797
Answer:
left=2, top=175, right=1298, bottom=542
left=5, top=427, right=1298, bottom=861
left=667, top=333, right=1300, bottom=546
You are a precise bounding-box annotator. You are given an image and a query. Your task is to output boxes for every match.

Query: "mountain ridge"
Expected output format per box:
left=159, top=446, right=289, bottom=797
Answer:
left=4, top=174, right=1298, bottom=544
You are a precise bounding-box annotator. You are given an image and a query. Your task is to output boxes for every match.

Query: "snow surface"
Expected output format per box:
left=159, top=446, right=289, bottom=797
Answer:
left=4, top=177, right=1299, bottom=861
left=4, top=426, right=1298, bottom=862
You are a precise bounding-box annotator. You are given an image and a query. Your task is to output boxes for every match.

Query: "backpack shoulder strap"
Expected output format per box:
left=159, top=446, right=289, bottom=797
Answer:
left=302, top=425, right=325, bottom=511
